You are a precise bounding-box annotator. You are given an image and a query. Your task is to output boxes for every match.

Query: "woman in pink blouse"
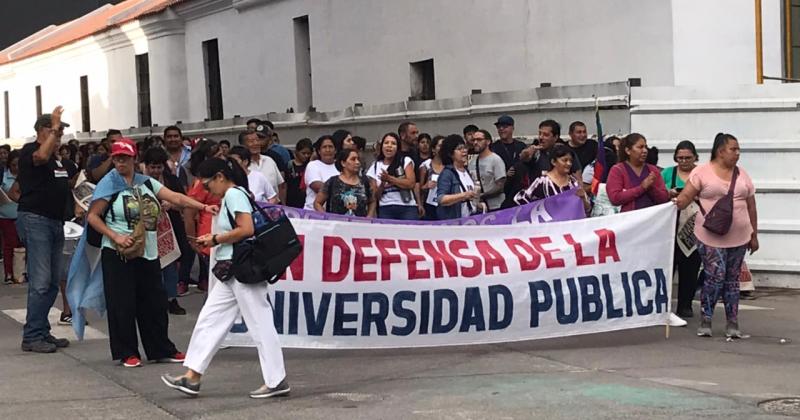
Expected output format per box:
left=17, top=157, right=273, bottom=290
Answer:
left=675, top=133, right=758, bottom=339
left=606, top=133, right=670, bottom=212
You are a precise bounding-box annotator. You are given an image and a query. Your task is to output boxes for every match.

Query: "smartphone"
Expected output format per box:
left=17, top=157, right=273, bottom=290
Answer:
left=675, top=188, right=684, bottom=193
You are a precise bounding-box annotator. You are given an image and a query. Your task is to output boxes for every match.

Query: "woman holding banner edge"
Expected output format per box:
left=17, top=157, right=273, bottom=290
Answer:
left=606, top=133, right=684, bottom=327
left=674, top=133, right=758, bottom=339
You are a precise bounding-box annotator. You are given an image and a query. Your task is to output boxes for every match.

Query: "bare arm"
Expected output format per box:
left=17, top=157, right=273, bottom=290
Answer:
left=8, top=181, right=20, bottom=202
left=32, top=106, right=63, bottom=166
left=314, top=190, right=328, bottom=212
left=674, top=181, right=700, bottom=210
left=278, top=182, right=287, bottom=204
left=157, top=186, right=211, bottom=213
left=746, top=195, right=759, bottom=254
left=197, top=212, right=254, bottom=248
left=384, top=162, right=416, bottom=190
left=87, top=199, right=131, bottom=248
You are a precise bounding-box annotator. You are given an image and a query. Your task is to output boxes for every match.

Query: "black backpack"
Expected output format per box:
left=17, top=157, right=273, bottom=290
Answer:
left=86, top=180, right=155, bottom=247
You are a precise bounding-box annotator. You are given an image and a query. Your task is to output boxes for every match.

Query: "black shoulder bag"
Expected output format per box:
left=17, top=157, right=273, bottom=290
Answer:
left=225, top=188, right=302, bottom=284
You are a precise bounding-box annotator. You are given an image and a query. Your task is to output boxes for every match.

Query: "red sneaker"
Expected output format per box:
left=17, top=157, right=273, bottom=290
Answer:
left=158, top=351, right=186, bottom=363
left=122, top=356, right=142, bottom=368
left=177, top=282, right=190, bottom=297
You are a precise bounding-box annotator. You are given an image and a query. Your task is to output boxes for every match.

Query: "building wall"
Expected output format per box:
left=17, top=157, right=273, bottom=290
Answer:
left=0, top=0, right=789, bottom=143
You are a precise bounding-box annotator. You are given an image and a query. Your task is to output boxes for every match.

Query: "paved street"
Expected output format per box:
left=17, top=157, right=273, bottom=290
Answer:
left=1, top=283, right=799, bottom=420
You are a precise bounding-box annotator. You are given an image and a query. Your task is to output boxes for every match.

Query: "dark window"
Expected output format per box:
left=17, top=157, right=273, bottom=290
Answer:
left=789, top=0, right=800, bottom=78
left=293, top=15, right=313, bottom=112
left=135, top=53, right=152, bottom=127
left=80, top=76, right=90, bottom=132
left=35, top=85, right=42, bottom=117
left=202, top=39, right=223, bottom=120
left=3, top=91, right=9, bottom=138
left=409, top=59, right=435, bottom=101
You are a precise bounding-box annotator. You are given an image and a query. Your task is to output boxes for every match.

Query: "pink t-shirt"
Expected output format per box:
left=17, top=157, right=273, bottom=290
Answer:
left=689, top=163, right=755, bottom=248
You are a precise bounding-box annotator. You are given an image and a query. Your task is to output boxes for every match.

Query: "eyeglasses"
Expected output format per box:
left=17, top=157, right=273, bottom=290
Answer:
left=675, top=156, right=695, bottom=161
left=201, top=178, right=213, bottom=190
left=455, top=145, right=468, bottom=151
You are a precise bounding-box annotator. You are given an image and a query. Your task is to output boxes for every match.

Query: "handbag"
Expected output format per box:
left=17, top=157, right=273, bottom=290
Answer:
left=698, top=167, right=738, bottom=235
left=226, top=188, right=302, bottom=284
left=114, top=187, right=147, bottom=260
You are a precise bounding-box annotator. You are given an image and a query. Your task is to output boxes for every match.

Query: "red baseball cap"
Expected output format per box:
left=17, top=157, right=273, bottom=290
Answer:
left=111, top=138, right=137, bottom=157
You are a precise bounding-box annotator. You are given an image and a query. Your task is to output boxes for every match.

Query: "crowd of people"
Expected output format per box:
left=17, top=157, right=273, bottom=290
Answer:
left=5, top=105, right=759, bottom=399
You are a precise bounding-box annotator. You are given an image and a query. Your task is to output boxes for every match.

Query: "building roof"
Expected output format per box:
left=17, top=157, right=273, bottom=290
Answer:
left=0, top=0, right=186, bottom=65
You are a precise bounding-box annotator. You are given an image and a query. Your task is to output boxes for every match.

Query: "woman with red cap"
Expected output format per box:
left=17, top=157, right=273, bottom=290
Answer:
left=86, top=138, right=218, bottom=368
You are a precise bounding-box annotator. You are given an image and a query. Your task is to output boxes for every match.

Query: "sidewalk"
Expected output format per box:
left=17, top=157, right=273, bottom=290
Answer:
left=1, top=282, right=799, bottom=419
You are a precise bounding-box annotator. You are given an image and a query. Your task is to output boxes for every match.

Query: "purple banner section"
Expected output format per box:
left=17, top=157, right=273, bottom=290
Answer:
left=263, top=189, right=585, bottom=226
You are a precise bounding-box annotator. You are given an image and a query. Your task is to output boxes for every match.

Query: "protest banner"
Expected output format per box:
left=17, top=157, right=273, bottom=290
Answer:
left=217, top=202, right=677, bottom=349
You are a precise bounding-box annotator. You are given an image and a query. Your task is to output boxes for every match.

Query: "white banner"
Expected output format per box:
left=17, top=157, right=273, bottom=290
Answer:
left=217, top=203, right=677, bottom=349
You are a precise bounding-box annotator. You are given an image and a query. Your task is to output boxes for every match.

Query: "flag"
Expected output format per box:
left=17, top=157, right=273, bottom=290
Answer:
left=590, top=100, right=605, bottom=196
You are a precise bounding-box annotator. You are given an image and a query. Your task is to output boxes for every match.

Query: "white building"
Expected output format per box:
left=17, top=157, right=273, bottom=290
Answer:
left=0, top=0, right=797, bottom=285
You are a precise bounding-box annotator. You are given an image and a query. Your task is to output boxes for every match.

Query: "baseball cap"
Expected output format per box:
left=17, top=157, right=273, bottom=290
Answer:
left=254, top=123, right=272, bottom=138
left=493, top=115, right=515, bottom=127
left=34, top=114, right=71, bottom=131
left=111, top=138, right=137, bottom=157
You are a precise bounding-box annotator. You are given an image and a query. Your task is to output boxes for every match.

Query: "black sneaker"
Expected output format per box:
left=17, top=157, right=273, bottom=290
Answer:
left=3, top=276, right=12, bottom=285
left=58, top=312, right=73, bottom=325
left=249, top=378, right=290, bottom=399
left=168, top=299, right=187, bottom=315
left=21, top=340, right=57, bottom=353
left=45, top=335, right=70, bottom=348
left=161, top=374, right=200, bottom=397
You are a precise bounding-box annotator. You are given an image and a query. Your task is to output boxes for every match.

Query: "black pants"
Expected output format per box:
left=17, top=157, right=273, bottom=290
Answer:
left=101, top=248, right=177, bottom=361
left=674, top=243, right=701, bottom=311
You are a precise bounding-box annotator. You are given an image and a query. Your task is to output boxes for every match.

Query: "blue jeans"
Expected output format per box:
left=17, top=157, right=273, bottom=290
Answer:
left=16, top=212, right=64, bottom=343
left=378, top=205, right=419, bottom=220
left=162, top=261, right=178, bottom=299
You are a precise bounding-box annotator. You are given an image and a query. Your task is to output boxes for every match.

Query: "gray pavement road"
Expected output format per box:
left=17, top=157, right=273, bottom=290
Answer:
left=1, top=283, right=799, bottom=420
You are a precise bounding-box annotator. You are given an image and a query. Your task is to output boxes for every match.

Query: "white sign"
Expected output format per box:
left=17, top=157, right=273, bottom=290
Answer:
left=217, top=203, right=677, bottom=349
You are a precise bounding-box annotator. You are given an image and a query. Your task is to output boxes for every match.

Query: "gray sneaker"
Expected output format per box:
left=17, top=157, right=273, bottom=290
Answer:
left=161, top=374, right=201, bottom=397
left=725, top=322, right=743, bottom=339
left=21, top=340, right=57, bottom=353
left=45, top=335, right=70, bottom=348
left=697, top=318, right=712, bottom=337
left=249, top=379, right=290, bottom=399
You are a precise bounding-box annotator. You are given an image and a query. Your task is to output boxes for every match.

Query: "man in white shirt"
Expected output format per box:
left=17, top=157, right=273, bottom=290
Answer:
left=239, top=130, right=286, bottom=204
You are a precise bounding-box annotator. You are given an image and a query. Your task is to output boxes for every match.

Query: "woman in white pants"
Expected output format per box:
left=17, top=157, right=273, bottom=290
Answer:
left=161, top=157, right=289, bottom=399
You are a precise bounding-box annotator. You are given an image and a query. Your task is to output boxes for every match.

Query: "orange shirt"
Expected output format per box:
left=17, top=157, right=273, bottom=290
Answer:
left=187, top=179, right=221, bottom=255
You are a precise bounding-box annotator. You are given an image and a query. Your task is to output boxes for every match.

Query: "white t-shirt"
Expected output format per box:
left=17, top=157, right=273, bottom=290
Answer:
left=248, top=154, right=284, bottom=195
left=366, top=156, right=417, bottom=207
left=247, top=171, right=277, bottom=202
left=420, top=159, right=440, bottom=207
left=455, top=167, right=476, bottom=217
left=304, top=160, right=340, bottom=210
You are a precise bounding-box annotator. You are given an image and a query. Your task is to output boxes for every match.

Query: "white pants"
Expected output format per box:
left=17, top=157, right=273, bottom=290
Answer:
left=184, top=279, right=286, bottom=387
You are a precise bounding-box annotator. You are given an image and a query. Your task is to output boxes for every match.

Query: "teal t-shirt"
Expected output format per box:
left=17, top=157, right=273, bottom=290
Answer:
left=0, top=170, right=18, bottom=219
left=215, top=187, right=252, bottom=261
left=101, top=179, right=163, bottom=260
left=661, top=166, right=687, bottom=190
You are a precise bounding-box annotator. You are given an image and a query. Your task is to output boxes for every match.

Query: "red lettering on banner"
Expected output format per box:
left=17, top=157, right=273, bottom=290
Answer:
left=475, top=240, right=508, bottom=274
left=422, top=240, right=458, bottom=278
left=280, top=234, right=305, bottom=281
left=595, top=229, right=621, bottom=263
left=564, top=234, right=595, bottom=266
left=449, top=240, right=482, bottom=278
left=530, top=237, right=565, bottom=268
left=375, top=239, right=401, bottom=281
left=504, top=238, right=542, bottom=271
left=322, top=236, right=350, bottom=282
left=352, top=238, right=377, bottom=281
left=399, top=240, right=430, bottom=280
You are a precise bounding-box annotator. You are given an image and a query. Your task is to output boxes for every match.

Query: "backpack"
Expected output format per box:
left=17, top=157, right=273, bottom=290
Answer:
left=225, top=187, right=302, bottom=284
left=86, top=180, right=155, bottom=247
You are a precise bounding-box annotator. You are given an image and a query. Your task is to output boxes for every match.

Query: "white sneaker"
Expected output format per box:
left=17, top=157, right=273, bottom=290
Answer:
left=668, top=313, right=688, bottom=327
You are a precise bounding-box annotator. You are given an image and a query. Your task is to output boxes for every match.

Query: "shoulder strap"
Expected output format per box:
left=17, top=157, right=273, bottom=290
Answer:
left=107, top=191, right=122, bottom=222
left=728, top=167, right=739, bottom=194
left=670, top=166, right=677, bottom=189
left=323, top=176, right=337, bottom=213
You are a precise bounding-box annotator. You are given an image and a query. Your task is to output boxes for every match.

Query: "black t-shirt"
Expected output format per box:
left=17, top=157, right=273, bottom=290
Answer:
left=401, top=149, right=423, bottom=171
left=490, top=139, right=528, bottom=170
left=567, top=139, right=599, bottom=170
left=285, top=160, right=307, bottom=208
left=18, top=142, right=71, bottom=220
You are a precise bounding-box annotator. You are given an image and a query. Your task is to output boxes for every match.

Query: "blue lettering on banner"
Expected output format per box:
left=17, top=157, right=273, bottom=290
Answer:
left=261, top=269, right=668, bottom=338
left=333, top=293, right=359, bottom=336
left=459, top=287, right=486, bottom=332
left=578, top=275, right=603, bottom=322
left=362, top=292, right=389, bottom=336
left=391, top=291, right=416, bottom=336
left=488, top=285, right=513, bottom=330
left=432, top=289, right=459, bottom=334
left=554, top=278, right=579, bottom=325
left=601, top=274, right=624, bottom=319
